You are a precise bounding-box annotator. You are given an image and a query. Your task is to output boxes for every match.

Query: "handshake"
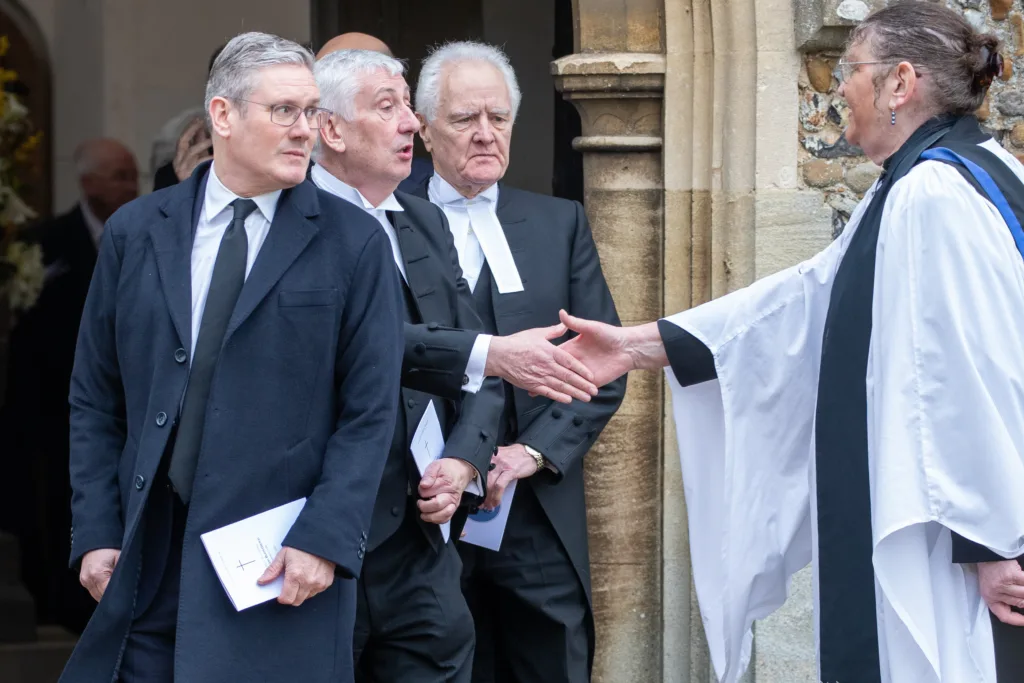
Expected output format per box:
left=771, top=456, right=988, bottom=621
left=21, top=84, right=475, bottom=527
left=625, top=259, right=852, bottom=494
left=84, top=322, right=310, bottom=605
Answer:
left=493, top=310, right=662, bottom=401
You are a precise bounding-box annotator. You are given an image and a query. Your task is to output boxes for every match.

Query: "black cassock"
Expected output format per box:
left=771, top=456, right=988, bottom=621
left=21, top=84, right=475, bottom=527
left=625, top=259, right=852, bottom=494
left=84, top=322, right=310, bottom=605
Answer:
left=659, top=115, right=1024, bottom=682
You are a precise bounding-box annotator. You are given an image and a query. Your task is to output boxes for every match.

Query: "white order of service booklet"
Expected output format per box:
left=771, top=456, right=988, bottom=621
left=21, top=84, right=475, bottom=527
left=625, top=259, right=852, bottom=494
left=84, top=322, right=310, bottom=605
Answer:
left=200, top=498, right=306, bottom=611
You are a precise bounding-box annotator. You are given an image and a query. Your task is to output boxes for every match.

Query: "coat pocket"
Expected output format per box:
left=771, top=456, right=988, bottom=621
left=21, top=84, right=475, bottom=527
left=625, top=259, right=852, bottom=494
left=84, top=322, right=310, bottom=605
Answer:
left=279, top=289, right=337, bottom=307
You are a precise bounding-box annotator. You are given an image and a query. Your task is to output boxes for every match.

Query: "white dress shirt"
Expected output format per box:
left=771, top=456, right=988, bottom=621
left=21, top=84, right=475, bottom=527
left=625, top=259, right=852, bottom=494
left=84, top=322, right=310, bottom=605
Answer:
left=311, top=163, right=408, bottom=282
left=311, top=163, right=490, bottom=393
left=80, top=200, right=105, bottom=248
left=427, top=174, right=523, bottom=294
left=190, top=163, right=280, bottom=356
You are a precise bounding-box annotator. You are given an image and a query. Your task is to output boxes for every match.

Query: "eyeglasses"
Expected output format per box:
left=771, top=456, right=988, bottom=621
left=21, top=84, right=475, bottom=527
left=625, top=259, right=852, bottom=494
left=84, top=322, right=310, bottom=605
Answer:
left=835, top=59, right=922, bottom=83
left=835, top=60, right=891, bottom=83
left=232, top=98, right=332, bottom=129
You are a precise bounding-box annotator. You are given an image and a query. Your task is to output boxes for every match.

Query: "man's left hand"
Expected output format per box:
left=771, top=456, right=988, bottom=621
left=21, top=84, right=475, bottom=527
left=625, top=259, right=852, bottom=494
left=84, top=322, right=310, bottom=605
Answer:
left=418, top=458, right=477, bottom=524
left=483, top=444, right=539, bottom=511
left=258, top=546, right=335, bottom=607
left=978, top=559, right=1024, bottom=626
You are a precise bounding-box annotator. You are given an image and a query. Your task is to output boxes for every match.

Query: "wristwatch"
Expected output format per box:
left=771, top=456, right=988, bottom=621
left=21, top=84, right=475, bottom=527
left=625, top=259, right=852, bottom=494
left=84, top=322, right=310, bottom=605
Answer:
left=523, top=444, right=546, bottom=472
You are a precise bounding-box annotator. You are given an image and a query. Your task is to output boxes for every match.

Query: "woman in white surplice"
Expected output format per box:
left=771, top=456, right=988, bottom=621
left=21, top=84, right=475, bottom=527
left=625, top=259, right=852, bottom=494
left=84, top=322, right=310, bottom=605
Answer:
left=559, top=3, right=1024, bottom=682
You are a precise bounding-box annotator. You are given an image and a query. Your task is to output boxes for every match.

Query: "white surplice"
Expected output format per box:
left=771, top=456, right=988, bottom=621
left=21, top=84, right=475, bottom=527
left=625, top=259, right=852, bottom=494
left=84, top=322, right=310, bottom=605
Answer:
left=665, top=140, right=1024, bottom=683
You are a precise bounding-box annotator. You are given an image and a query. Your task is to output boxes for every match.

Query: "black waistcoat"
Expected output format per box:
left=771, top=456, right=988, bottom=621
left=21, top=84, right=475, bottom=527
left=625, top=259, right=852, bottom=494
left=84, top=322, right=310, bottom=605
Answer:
left=472, top=264, right=519, bottom=445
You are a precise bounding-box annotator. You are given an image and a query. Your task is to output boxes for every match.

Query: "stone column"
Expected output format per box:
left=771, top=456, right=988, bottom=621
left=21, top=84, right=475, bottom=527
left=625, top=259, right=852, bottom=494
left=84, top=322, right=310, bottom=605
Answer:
left=552, top=52, right=666, bottom=683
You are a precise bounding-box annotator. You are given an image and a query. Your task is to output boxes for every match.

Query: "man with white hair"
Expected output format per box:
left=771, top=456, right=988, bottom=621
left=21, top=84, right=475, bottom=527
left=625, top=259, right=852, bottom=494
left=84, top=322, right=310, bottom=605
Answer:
left=311, top=48, right=599, bottom=682
left=411, top=41, right=626, bottom=683
left=60, top=32, right=404, bottom=683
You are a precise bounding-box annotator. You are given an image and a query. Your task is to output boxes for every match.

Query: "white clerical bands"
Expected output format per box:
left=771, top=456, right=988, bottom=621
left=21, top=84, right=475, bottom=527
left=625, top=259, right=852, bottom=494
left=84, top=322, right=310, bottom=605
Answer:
left=462, top=201, right=523, bottom=294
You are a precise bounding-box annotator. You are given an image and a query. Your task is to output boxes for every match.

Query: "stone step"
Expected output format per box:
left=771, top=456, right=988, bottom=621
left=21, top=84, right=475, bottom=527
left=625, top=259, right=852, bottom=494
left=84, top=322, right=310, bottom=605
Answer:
left=0, top=626, right=76, bottom=683
left=0, top=584, right=37, bottom=643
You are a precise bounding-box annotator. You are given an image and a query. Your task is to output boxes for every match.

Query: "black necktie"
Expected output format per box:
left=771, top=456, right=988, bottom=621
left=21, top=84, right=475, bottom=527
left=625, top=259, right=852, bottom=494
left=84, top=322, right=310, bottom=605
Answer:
left=168, top=198, right=257, bottom=503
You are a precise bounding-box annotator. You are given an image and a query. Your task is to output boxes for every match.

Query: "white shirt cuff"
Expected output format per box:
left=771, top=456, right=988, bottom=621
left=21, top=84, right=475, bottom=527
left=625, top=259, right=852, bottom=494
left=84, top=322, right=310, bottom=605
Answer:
left=465, top=471, right=484, bottom=497
left=462, top=333, right=491, bottom=393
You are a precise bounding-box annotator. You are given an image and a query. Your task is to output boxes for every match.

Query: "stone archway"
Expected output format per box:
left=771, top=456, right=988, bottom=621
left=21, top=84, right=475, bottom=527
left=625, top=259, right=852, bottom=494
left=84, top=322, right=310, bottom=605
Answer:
left=553, top=0, right=810, bottom=680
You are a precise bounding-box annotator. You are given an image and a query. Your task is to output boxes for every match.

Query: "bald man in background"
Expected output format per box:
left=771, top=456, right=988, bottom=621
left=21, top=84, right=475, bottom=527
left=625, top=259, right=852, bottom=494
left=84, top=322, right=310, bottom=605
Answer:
left=0, top=137, right=138, bottom=634
left=317, top=31, right=392, bottom=57
left=316, top=32, right=434, bottom=191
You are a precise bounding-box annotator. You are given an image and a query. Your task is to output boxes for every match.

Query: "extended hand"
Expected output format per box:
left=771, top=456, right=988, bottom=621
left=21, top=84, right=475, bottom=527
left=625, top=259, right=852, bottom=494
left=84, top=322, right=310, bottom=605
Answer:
left=978, top=559, right=1024, bottom=626
left=482, top=444, right=539, bottom=510
left=418, top=457, right=477, bottom=524
left=258, top=546, right=335, bottom=606
left=486, top=323, right=597, bottom=404
left=80, top=548, right=121, bottom=602
left=558, top=310, right=666, bottom=386
left=173, top=118, right=214, bottom=181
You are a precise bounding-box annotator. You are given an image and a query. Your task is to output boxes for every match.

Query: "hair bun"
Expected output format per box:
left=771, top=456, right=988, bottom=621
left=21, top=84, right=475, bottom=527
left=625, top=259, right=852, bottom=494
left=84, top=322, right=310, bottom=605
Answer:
left=973, top=37, right=1003, bottom=90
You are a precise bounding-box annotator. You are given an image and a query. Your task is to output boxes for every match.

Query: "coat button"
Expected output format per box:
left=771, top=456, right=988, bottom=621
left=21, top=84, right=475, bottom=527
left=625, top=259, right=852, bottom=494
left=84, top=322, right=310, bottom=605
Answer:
left=361, top=531, right=367, bottom=540
left=552, top=409, right=562, bottom=419
left=359, top=540, right=366, bottom=551
left=407, top=398, right=416, bottom=409
left=414, top=342, right=426, bottom=355
left=573, top=415, right=584, bottom=426
left=174, top=348, right=187, bottom=364
left=155, top=412, right=168, bottom=427
left=134, top=475, right=145, bottom=490
left=357, top=549, right=365, bottom=559
left=391, top=506, right=401, bottom=517
left=427, top=322, right=439, bottom=331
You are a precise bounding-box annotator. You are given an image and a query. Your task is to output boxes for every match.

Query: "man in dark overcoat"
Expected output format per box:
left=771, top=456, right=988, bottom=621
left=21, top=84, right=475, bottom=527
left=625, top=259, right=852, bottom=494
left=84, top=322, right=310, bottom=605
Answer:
left=59, top=32, right=404, bottom=683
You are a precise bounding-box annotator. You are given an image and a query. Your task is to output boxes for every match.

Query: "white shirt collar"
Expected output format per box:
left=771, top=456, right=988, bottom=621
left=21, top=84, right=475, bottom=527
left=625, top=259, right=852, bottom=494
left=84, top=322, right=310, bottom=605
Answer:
left=203, top=162, right=282, bottom=224
left=428, top=173, right=499, bottom=206
left=79, top=199, right=105, bottom=247
left=310, top=163, right=404, bottom=213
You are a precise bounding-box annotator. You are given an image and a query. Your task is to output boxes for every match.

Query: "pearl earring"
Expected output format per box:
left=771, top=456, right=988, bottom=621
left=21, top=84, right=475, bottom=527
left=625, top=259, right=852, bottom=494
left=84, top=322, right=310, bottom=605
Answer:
left=891, top=109, right=897, bottom=126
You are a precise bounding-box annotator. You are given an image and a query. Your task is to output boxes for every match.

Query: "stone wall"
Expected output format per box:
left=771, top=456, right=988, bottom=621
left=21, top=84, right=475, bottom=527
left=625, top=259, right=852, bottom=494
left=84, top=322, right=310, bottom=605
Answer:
left=20, top=0, right=311, bottom=212
left=796, top=0, right=1024, bottom=237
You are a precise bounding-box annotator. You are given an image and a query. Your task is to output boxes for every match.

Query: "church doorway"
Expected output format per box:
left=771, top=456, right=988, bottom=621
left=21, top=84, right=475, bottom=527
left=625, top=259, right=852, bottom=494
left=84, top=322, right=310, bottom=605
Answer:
left=310, top=0, right=583, bottom=202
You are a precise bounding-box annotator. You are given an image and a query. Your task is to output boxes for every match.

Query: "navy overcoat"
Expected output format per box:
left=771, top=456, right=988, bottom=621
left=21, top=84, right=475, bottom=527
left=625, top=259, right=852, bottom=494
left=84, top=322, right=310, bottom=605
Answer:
left=60, top=163, right=403, bottom=682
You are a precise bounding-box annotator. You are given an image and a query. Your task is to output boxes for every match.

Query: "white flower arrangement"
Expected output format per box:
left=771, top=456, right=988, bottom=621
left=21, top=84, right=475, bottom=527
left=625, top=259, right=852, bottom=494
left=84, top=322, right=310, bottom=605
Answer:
left=4, top=240, right=42, bottom=312
left=0, top=34, right=45, bottom=319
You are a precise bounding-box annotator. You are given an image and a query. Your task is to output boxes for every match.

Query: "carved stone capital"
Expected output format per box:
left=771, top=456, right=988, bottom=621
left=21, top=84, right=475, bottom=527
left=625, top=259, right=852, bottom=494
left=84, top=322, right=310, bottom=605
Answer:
left=794, top=0, right=885, bottom=51
left=551, top=53, right=666, bottom=152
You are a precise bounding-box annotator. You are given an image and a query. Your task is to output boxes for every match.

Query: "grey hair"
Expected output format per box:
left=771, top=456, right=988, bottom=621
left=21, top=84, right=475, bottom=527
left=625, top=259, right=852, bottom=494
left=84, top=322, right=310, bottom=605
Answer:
left=73, top=142, right=103, bottom=176
left=312, top=49, right=406, bottom=163
left=315, top=49, right=406, bottom=120
left=204, top=32, right=315, bottom=123
left=849, top=2, right=1002, bottom=117
left=415, top=41, right=521, bottom=124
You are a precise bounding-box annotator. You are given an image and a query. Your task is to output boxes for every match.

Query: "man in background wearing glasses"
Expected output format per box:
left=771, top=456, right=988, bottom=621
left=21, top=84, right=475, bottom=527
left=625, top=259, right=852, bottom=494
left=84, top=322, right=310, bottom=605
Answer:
left=61, top=32, right=403, bottom=683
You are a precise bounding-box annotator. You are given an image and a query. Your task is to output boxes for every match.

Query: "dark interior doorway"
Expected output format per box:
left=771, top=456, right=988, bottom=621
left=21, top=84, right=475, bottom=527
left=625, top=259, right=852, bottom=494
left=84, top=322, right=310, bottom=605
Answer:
left=310, top=0, right=582, bottom=202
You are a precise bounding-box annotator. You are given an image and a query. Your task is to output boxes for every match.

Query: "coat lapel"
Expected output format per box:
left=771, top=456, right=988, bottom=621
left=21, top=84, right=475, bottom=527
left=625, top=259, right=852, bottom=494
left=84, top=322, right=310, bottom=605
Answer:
left=490, top=184, right=531, bottom=332
left=390, top=206, right=454, bottom=325
left=226, top=180, right=320, bottom=340
left=151, top=167, right=208, bottom=349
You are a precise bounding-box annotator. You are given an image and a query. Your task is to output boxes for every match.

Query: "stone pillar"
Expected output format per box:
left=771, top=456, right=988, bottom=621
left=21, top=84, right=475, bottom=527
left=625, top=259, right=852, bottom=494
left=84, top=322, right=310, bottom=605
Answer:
left=552, top=52, right=666, bottom=683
